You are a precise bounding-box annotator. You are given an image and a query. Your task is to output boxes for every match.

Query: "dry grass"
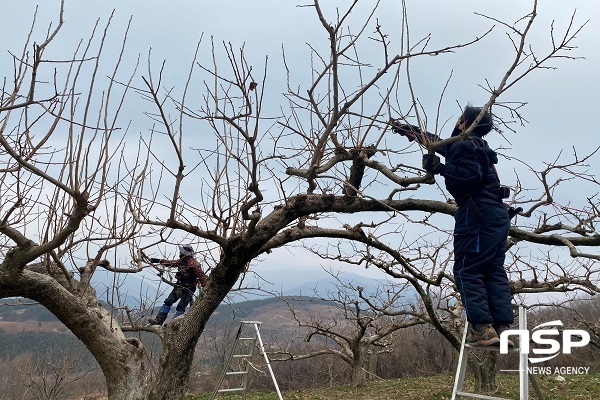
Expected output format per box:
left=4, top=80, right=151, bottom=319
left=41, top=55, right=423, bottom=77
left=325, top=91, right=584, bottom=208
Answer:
left=187, top=372, right=600, bottom=400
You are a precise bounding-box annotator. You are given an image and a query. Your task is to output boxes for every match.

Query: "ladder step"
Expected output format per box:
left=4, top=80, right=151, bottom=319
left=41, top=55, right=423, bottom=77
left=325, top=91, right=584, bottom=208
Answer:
left=238, top=337, right=256, bottom=340
left=225, top=371, right=248, bottom=376
left=218, top=388, right=244, bottom=393
left=232, top=354, right=253, bottom=358
left=455, top=391, right=511, bottom=400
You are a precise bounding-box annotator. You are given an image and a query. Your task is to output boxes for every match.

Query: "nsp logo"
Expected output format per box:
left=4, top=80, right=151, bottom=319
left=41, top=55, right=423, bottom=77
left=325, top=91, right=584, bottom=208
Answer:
left=500, top=320, right=590, bottom=363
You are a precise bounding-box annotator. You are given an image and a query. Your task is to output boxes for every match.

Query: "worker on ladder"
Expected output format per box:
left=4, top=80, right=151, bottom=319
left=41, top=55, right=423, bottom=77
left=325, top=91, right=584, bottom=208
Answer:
left=394, top=105, right=521, bottom=347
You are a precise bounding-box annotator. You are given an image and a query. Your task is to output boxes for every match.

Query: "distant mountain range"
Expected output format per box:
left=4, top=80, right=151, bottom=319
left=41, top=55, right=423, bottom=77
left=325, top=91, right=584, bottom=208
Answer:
left=91, top=266, right=392, bottom=306
left=232, top=267, right=387, bottom=300
left=1, top=268, right=408, bottom=331
left=0, top=296, right=323, bottom=363
left=0, top=277, right=417, bottom=362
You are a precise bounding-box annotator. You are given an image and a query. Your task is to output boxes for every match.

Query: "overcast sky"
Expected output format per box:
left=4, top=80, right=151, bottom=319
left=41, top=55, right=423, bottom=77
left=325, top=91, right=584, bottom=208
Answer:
left=2, top=1, right=598, bottom=287
left=4, top=0, right=594, bottom=188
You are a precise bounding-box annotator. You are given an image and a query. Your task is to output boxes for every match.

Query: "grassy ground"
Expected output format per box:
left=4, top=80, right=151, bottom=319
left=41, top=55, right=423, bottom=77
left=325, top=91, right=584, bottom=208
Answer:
left=187, top=372, right=600, bottom=400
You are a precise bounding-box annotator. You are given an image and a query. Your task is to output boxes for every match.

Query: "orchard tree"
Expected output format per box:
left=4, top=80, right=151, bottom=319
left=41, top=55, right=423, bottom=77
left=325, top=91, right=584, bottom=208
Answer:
left=0, top=3, right=149, bottom=399
left=1, top=1, right=598, bottom=400
left=271, top=272, right=424, bottom=386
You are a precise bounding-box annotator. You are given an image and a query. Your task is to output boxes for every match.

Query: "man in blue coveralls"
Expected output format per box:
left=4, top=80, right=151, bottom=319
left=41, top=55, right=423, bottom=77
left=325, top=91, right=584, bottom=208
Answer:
left=393, top=105, right=519, bottom=347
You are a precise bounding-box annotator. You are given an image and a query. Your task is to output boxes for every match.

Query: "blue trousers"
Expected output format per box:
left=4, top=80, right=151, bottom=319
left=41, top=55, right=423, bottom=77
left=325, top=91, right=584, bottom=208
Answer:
left=453, top=199, right=514, bottom=327
left=164, top=285, right=196, bottom=313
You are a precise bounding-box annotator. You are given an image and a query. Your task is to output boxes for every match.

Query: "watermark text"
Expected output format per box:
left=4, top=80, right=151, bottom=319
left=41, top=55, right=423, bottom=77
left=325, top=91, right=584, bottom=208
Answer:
left=500, top=320, right=590, bottom=363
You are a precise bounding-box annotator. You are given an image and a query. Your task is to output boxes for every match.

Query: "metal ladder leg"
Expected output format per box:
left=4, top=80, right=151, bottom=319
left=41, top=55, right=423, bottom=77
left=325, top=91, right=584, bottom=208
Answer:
left=253, top=323, right=283, bottom=400
left=517, top=305, right=529, bottom=400
left=451, top=322, right=472, bottom=400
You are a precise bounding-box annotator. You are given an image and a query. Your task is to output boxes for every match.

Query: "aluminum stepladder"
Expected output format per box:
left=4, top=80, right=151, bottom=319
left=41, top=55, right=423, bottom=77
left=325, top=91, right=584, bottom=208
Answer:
left=210, top=321, right=283, bottom=400
left=451, top=304, right=530, bottom=400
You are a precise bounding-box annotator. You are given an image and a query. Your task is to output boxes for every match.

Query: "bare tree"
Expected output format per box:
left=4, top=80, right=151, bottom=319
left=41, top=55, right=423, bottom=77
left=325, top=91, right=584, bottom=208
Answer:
left=0, top=2, right=150, bottom=399
left=270, top=273, right=423, bottom=386
left=1, top=1, right=597, bottom=399
left=13, top=349, right=99, bottom=400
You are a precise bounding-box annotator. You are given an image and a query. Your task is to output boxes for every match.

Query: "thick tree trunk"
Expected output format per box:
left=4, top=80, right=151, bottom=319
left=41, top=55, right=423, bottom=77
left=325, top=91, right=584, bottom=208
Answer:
left=350, top=360, right=366, bottom=387
left=367, top=349, right=378, bottom=381
left=147, top=328, right=200, bottom=400
left=101, top=346, right=153, bottom=400
left=147, top=255, right=248, bottom=400
left=479, top=351, right=498, bottom=392
left=467, top=350, right=498, bottom=393
left=350, top=346, right=367, bottom=387
left=0, top=265, right=154, bottom=400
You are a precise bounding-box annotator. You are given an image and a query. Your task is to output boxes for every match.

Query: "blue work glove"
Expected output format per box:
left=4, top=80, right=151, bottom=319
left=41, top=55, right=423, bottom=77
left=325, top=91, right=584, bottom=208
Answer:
left=422, top=154, right=444, bottom=175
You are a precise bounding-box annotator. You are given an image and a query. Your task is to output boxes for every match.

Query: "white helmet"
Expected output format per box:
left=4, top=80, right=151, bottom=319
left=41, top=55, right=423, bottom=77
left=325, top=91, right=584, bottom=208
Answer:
left=179, top=244, right=194, bottom=257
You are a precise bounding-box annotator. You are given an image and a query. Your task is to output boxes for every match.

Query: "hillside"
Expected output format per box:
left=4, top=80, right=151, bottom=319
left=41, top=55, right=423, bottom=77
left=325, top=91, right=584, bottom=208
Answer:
left=185, top=373, right=600, bottom=400
left=0, top=295, right=337, bottom=329
left=0, top=296, right=340, bottom=358
left=3, top=296, right=599, bottom=399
